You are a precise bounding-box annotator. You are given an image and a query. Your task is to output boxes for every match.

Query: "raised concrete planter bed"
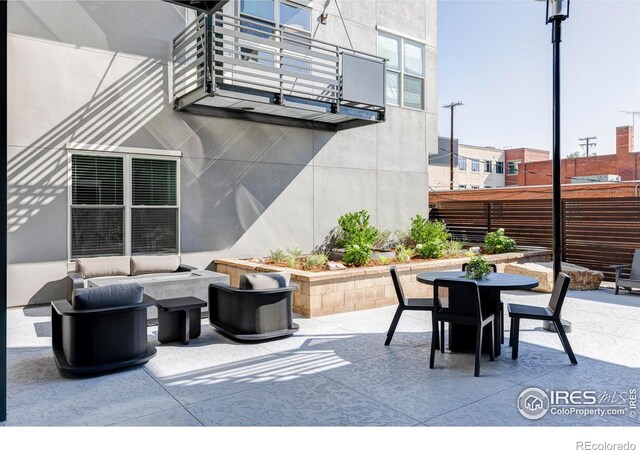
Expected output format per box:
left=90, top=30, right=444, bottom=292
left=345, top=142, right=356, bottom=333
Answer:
left=504, top=261, right=604, bottom=293
left=215, top=248, right=552, bottom=317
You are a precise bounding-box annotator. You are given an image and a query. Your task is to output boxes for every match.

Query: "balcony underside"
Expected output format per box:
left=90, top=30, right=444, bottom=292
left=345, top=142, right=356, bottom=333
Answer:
left=176, top=83, right=384, bottom=131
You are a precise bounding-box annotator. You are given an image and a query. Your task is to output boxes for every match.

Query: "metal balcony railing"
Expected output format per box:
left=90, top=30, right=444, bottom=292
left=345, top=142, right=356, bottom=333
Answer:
left=172, top=12, right=386, bottom=131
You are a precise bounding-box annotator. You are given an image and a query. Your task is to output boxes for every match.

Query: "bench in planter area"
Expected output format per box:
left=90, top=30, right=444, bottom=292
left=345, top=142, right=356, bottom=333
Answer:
left=67, top=255, right=229, bottom=324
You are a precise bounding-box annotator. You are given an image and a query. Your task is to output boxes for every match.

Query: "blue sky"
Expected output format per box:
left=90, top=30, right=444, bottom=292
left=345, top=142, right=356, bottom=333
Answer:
left=437, top=0, right=640, bottom=155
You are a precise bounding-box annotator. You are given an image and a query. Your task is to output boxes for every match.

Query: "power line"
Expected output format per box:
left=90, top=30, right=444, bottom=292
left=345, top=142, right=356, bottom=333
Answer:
left=578, top=136, right=597, bottom=157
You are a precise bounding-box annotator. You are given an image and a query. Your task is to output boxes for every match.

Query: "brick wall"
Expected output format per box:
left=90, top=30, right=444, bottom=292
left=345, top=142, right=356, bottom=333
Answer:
left=507, top=126, right=638, bottom=186
left=429, top=181, right=640, bottom=202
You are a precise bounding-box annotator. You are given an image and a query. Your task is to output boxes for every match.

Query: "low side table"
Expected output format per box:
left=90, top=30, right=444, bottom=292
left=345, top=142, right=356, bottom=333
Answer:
left=156, top=297, right=207, bottom=344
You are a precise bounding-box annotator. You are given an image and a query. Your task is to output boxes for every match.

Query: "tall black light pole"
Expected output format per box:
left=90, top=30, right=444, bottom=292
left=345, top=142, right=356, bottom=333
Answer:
left=1, top=0, right=7, bottom=423
left=443, top=102, right=463, bottom=190
left=542, top=0, right=571, bottom=333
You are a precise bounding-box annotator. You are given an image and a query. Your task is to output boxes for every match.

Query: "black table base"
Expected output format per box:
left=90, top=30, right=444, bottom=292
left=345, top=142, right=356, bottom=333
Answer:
left=156, top=297, right=207, bottom=345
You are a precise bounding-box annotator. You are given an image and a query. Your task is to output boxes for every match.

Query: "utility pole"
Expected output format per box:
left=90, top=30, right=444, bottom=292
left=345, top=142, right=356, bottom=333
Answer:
left=621, top=111, right=640, bottom=152
left=442, top=101, right=463, bottom=190
left=578, top=136, right=597, bottom=157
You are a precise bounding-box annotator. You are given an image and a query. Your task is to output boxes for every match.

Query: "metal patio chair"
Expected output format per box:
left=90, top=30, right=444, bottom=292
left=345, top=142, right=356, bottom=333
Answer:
left=430, top=278, right=495, bottom=377
left=508, top=273, right=577, bottom=364
left=385, top=267, right=442, bottom=350
left=610, top=249, right=640, bottom=295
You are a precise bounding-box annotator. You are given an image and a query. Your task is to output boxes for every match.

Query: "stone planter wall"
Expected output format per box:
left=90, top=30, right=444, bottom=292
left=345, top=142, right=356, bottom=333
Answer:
left=214, top=248, right=552, bottom=318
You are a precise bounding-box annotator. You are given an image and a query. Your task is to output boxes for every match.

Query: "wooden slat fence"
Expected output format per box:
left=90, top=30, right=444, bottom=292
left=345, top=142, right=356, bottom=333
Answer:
left=430, top=197, right=640, bottom=281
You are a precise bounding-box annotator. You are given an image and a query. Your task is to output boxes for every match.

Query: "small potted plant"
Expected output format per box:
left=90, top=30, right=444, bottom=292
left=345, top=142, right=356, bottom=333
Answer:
left=464, top=254, right=492, bottom=280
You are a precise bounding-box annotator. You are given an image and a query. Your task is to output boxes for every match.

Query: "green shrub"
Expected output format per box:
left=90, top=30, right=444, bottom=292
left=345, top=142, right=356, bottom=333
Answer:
left=269, top=248, right=287, bottom=264
left=304, top=253, right=328, bottom=270
left=444, top=240, right=465, bottom=257
left=395, top=244, right=415, bottom=263
left=373, top=229, right=393, bottom=249
left=377, top=256, right=393, bottom=265
left=463, top=254, right=492, bottom=280
left=337, top=210, right=379, bottom=249
left=343, top=244, right=372, bottom=267
left=286, top=247, right=303, bottom=258
left=410, top=215, right=451, bottom=258
left=483, top=228, right=516, bottom=254
left=282, top=247, right=303, bottom=269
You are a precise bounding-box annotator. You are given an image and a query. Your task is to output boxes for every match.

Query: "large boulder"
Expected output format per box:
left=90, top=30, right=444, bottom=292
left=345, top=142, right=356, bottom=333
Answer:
left=504, top=262, right=604, bottom=292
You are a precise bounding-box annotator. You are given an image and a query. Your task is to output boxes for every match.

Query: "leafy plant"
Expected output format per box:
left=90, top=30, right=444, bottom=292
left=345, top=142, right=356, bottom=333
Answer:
left=483, top=228, right=516, bottom=254
left=304, top=253, right=328, bottom=270
left=377, top=256, right=393, bottom=265
left=373, top=229, right=393, bottom=249
left=444, top=240, right=465, bottom=257
left=269, top=248, right=287, bottom=264
left=395, top=244, right=415, bottom=263
left=286, top=247, right=303, bottom=258
left=281, top=247, right=303, bottom=269
left=464, top=254, right=492, bottom=280
left=410, top=215, right=451, bottom=259
left=337, top=210, right=379, bottom=249
left=343, top=244, right=371, bottom=267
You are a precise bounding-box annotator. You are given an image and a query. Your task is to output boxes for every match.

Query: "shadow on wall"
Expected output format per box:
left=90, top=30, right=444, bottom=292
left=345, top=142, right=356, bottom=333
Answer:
left=8, top=0, right=188, bottom=61
left=8, top=57, right=168, bottom=305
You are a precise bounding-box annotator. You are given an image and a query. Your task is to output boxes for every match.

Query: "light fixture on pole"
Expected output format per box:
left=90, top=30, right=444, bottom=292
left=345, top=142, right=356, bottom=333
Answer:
left=442, top=102, right=464, bottom=191
left=539, top=0, right=572, bottom=333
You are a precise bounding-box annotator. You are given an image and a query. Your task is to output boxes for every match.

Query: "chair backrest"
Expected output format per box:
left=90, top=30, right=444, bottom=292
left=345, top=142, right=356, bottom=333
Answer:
left=548, top=273, right=571, bottom=319
left=630, top=249, right=640, bottom=280
left=433, top=278, right=482, bottom=322
left=461, top=263, right=497, bottom=273
left=389, top=267, right=406, bottom=306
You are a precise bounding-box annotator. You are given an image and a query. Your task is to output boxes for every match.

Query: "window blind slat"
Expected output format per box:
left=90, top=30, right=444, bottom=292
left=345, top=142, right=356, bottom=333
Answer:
left=131, top=208, right=178, bottom=255
left=71, top=208, right=124, bottom=258
left=71, top=154, right=123, bottom=205
left=132, top=159, right=177, bottom=206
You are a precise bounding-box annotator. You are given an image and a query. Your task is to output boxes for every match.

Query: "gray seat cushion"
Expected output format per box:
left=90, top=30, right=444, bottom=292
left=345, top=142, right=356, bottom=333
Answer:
left=239, top=272, right=291, bottom=290
left=72, top=284, right=144, bottom=310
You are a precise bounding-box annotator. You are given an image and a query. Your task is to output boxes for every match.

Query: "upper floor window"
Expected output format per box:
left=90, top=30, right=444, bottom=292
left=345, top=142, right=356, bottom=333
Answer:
left=495, top=161, right=504, bottom=174
left=471, top=159, right=480, bottom=172
left=239, top=0, right=312, bottom=68
left=508, top=161, right=520, bottom=175
left=70, top=153, right=179, bottom=259
left=377, top=32, right=425, bottom=109
left=458, top=157, right=467, bottom=171
left=484, top=160, right=492, bottom=173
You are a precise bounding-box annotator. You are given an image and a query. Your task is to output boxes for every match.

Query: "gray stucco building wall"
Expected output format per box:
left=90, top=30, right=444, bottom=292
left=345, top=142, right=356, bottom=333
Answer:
left=6, top=0, right=437, bottom=307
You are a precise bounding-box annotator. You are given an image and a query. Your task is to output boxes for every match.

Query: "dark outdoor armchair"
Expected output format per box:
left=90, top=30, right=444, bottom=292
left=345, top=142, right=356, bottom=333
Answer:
left=610, top=249, right=640, bottom=295
left=209, top=273, right=299, bottom=341
left=51, top=284, right=156, bottom=376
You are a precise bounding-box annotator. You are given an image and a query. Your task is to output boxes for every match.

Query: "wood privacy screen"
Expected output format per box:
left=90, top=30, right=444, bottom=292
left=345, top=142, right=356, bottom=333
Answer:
left=429, top=197, right=640, bottom=281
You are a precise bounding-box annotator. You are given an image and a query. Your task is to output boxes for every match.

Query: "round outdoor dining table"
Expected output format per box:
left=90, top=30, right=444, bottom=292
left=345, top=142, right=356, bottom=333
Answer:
left=416, top=271, right=539, bottom=356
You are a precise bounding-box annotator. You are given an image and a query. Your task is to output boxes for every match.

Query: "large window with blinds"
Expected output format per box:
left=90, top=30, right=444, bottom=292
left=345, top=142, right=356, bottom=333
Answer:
left=70, top=153, right=179, bottom=259
left=131, top=158, right=178, bottom=255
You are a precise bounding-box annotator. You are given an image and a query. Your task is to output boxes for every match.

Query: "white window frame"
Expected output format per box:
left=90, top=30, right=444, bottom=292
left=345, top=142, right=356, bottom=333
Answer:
left=377, top=31, right=425, bottom=111
left=484, top=160, right=492, bottom=173
left=237, top=0, right=312, bottom=73
left=458, top=156, right=467, bottom=171
left=495, top=161, right=504, bottom=174
left=471, top=159, right=480, bottom=172
left=508, top=160, right=520, bottom=175
left=67, top=148, right=181, bottom=261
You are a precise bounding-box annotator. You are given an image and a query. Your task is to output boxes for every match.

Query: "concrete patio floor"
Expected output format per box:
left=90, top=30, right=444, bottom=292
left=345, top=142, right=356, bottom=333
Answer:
left=3, top=286, right=640, bottom=426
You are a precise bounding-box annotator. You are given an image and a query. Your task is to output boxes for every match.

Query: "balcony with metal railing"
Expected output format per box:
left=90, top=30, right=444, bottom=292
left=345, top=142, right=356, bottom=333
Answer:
left=172, top=12, right=386, bottom=131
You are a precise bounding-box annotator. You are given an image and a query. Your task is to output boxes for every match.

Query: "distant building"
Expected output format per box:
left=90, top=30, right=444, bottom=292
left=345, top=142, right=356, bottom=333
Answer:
left=430, top=137, right=506, bottom=190
left=503, top=147, right=551, bottom=186
left=510, top=126, right=637, bottom=186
